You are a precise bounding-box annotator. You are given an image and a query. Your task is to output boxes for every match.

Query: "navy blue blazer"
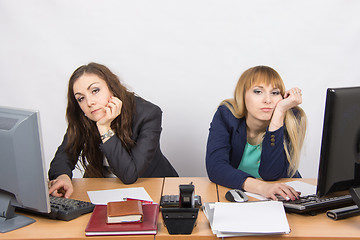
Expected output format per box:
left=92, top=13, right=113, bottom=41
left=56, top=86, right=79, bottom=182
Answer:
left=206, top=105, right=300, bottom=190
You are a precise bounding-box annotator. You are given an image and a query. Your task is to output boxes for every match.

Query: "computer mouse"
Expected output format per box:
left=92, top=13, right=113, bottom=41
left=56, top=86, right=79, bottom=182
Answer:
left=225, top=189, right=248, bottom=202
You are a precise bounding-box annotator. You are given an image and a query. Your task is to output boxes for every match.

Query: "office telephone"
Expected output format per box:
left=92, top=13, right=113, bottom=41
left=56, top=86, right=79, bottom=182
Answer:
left=160, top=194, right=202, bottom=208
left=160, top=183, right=200, bottom=234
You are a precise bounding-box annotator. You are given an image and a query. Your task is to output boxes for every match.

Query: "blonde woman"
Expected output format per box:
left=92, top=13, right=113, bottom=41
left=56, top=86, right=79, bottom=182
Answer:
left=206, top=66, right=307, bottom=201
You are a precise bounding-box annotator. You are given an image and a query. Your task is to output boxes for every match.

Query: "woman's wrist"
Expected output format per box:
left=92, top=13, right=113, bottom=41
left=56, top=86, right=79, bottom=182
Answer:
left=101, top=129, right=115, bottom=141
left=243, top=178, right=272, bottom=199
left=57, top=174, right=71, bottom=182
left=97, top=123, right=114, bottom=143
left=269, top=108, right=286, bottom=131
left=243, top=177, right=261, bottom=193
left=97, top=122, right=111, bottom=134
left=268, top=122, right=283, bottom=131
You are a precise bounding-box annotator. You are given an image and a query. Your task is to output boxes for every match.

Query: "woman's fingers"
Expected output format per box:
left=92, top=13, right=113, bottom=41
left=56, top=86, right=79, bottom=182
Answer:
left=48, top=175, right=73, bottom=198
left=268, top=183, right=299, bottom=201
left=107, top=96, right=122, bottom=118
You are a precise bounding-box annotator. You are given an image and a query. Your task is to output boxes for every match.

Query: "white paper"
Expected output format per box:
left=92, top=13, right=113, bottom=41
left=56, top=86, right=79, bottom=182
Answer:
left=285, top=180, right=316, bottom=196
left=87, top=187, right=153, bottom=205
left=212, top=201, right=290, bottom=236
left=244, top=192, right=268, bottom=200
left=203, top=202, right=217, bottom=234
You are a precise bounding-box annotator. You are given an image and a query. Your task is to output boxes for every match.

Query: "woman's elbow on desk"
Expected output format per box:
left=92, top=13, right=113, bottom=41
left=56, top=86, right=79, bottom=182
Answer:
left=258, top=167, right=288, bottom=181
left=118, top=175, right=138, bottom=184
left=260, top=174, right=282, bottom=182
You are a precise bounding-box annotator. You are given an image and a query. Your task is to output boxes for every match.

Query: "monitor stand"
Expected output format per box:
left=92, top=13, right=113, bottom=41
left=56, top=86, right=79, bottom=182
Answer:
left=350, top=187, right=360, bottom=208
left=0, top=194, right=35, bottom=233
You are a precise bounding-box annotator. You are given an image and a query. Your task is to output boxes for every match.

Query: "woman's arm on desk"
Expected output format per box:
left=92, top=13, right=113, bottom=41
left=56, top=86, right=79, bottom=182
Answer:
left=48, top=174, right=73, bottom=198
left=243, top=177, right=299, bottom=201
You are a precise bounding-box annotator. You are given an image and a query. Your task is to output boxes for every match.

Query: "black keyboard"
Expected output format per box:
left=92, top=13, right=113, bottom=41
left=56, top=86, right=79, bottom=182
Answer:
left=46, top=196, right=95, bottom=221
left=282, top=194, right=355, bottom=214
left=19, top=196, right=95, bottom=221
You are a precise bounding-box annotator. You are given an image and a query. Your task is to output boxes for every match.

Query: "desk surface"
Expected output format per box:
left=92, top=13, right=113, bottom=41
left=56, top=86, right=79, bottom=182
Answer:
left=1, top=178, right=163, bottom=240
left=217, top=178, right=360, bottom=240
left=157, top=177, right=218, bottom=240
left=2, top=177, right=360, bottom=240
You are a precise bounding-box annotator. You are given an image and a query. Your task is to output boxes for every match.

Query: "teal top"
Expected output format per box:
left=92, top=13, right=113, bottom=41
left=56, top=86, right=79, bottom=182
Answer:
left=237, top=142, right=262, bottom=178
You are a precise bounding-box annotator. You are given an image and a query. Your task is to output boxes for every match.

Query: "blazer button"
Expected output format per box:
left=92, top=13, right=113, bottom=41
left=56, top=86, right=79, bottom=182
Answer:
left=271, top=143, right=275, bottom=147
left=271, top=138, right=275, bottom=143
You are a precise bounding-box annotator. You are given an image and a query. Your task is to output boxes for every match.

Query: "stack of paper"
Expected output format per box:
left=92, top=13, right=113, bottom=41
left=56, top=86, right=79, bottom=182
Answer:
left=203, top=201, right=290, bottom=237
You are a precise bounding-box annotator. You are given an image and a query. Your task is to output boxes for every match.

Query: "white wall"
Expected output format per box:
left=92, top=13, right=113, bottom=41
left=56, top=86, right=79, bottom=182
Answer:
left=1, top=0, right=359, bottom=178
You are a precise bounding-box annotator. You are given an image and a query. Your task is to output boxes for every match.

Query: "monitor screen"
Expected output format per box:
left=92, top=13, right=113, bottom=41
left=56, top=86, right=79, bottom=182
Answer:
left=0, top=106, right=50, bottom=233
left=316, top=86, right=360, bottom=197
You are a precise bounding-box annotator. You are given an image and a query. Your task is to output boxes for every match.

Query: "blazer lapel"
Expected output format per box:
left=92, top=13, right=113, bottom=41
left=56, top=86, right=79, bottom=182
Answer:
left=231, top=120, right=247, bottom=168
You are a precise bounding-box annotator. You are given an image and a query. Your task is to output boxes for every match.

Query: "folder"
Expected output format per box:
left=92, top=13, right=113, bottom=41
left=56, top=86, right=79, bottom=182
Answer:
left=85, top=203, right=159, bottom=236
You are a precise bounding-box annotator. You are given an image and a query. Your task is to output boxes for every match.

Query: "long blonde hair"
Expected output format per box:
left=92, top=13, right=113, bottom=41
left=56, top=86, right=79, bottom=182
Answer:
left=222, top=66, right=307, bottom=177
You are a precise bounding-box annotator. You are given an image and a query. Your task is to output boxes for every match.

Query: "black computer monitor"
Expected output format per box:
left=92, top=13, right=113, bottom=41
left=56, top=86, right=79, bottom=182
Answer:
left=0, top=107, right=50, bottom=233
left=316, top=86, right=360, bottom=198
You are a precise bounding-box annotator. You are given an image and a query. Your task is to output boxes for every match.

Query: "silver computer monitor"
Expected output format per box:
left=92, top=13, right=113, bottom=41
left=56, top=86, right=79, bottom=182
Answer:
left=0, top=106, right=50, bottom=233
left=316, top=86, right=360, bottom=197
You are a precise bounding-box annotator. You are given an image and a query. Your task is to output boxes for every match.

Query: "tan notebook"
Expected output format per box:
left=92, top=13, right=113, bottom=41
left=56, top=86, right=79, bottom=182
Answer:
left=107, top=200, right=143, bottom=224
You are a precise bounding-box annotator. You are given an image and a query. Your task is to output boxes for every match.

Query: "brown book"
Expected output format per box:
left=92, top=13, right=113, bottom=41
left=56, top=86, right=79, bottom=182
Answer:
left=107, top=200, right=143, bottom=224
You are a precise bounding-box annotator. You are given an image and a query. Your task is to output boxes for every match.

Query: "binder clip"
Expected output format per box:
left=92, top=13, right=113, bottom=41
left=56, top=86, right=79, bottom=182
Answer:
left=161, top=183, right=199, bottom=234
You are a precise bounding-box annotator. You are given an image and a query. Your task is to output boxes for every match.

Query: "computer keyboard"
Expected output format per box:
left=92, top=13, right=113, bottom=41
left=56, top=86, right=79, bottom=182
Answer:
left=282, top=194, right=355, bottom=214
left=45, top=196, right=95, bottom=221
left=19, top=196, right=95, bottom=221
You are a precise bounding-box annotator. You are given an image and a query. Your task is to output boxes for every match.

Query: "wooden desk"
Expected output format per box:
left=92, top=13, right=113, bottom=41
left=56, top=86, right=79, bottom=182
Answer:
left=217, top=178, right=360, bottom=240
left=156, top=177, right=218, bottom=240
left=0, top=178, right=163, bottom=240
left=3, top=177, right=360, bottom=240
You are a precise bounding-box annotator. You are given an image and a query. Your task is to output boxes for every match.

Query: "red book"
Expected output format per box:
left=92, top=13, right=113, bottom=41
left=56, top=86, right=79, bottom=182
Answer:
left=85, top=203, right=159, bottom=236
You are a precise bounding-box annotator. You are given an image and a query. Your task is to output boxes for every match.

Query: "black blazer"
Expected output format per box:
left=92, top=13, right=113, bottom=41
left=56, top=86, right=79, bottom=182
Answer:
left=49, top=96, right=178, bottom=184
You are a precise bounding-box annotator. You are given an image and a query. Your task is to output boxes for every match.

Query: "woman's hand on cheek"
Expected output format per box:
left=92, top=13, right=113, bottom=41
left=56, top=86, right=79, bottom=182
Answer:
left=97, top=96, right=123, bottom=128
left=276, top=87, right=302, bottom=112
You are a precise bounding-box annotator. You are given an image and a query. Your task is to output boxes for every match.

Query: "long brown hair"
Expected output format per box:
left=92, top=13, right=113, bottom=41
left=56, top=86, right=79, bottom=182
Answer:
left=222, top=66, right=307, bottom=177
left=66, top=63, right=135, bottom=177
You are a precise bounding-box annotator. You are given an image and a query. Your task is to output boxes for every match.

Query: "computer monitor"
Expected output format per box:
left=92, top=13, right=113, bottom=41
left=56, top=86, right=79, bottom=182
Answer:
left=316, top=86, right=360, bottom=198
left=0, top=106, right=50, bottom=233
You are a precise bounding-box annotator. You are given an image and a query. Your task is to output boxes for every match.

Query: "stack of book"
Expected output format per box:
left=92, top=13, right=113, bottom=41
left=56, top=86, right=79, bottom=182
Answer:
left=85, top=200, right=159, bottom=236
left=203, top=201, right=290, bottom=238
